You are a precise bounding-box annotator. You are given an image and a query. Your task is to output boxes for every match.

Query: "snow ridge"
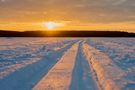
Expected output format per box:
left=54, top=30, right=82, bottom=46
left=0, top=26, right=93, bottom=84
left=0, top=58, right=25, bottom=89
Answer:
left=83, top=44, right=125, bottom=90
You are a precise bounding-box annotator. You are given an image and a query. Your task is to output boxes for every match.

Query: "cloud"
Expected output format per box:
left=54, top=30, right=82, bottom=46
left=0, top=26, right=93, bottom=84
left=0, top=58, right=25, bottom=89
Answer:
left=0, top=0, right=135, bottom=23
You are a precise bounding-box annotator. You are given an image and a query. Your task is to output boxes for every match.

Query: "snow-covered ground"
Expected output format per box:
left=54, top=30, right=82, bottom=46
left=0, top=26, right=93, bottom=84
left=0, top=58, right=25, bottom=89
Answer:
left=86, top=38, right=135, bottom=90
left=0, top=38, right=134, bottom=90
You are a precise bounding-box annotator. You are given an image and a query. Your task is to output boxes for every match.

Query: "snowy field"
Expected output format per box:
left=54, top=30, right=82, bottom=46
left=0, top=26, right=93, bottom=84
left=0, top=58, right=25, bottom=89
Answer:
left=0, top=38, right=135, bottom=90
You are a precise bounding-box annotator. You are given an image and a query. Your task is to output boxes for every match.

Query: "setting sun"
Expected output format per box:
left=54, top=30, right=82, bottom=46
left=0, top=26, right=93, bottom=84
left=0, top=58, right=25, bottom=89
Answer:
left=43, top=22, right=64, bottom=30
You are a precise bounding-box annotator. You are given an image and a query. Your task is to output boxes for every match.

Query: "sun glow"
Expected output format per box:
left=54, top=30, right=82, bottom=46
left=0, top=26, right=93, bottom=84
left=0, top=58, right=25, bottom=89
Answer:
left=43, top=22, right=64, bottom=30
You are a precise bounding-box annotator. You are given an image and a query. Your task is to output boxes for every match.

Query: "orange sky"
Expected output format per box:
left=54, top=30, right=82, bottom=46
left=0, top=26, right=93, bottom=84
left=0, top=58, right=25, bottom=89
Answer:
left=0, top=0, right=135, bottom=32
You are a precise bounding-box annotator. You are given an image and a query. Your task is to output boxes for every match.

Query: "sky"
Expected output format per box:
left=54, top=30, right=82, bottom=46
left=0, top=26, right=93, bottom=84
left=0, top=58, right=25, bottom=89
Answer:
left=0, top=0, right=135, bottom=32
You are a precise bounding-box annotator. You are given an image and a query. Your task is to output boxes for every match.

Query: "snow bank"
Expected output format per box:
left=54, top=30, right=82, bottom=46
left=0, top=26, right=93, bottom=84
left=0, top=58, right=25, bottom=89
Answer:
left=83, top=44, right=126, bottom=90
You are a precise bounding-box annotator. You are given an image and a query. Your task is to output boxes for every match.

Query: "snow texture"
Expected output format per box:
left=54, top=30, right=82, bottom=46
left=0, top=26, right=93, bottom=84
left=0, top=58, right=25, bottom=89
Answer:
left=0, top=38, right=134, bottom=90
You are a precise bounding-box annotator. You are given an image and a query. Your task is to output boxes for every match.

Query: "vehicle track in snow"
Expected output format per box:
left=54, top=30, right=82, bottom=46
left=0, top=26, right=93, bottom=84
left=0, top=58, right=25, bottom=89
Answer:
left=0, top=42, right=75, bottom=90
left=33, top=43, right=79, bottom=90
left=69, top=42, right=98, bottom=90
left=1, top=38, right=133, bottom=90
left=33, top=41, right=99, bottom=90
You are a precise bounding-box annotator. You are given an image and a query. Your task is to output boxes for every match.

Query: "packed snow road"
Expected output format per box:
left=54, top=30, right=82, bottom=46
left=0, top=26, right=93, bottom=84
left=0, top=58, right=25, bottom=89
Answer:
left=0, top=38, right=135, bottom=90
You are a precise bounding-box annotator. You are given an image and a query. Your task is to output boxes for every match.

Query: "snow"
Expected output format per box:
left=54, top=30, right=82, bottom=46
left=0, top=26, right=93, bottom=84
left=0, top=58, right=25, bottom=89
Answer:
left=86, top=38, right=135, bottom=90
left=0, top=38, right=134, bottom=90
left=0, top=38, right=75, bottom=79
left=33, top=43, right=79, bottom=90
left=70, top=42, right=98, bottom=90
left=83, top=43, right=125, bottom=90
left=0, top=38, right=77, bottom=90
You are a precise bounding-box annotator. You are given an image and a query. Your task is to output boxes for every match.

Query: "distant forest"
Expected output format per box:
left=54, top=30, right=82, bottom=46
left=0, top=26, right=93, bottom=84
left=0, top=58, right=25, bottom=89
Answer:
left=0, top=30, right=135, bottom=37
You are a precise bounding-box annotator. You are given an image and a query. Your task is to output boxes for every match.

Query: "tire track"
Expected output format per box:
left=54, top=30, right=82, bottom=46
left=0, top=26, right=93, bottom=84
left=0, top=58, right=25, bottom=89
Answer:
left=33, top=43, right=79, bottom=90
left=69, top=42, right=98, bottom=90
left=0, top=42, right=74, bottom=90
left=83, top=43, right=125, bottom=90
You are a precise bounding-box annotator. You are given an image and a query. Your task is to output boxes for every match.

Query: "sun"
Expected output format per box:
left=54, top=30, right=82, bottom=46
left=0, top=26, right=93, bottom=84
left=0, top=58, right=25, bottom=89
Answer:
left=43, top=22, right=64, bottom=30
left=45, top=22, right=57, bottom=30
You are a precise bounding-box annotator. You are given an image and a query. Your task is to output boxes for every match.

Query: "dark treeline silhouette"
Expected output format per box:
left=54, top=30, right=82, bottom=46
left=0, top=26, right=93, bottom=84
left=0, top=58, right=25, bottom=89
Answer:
left=0, top=30, right=135, bottom=37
